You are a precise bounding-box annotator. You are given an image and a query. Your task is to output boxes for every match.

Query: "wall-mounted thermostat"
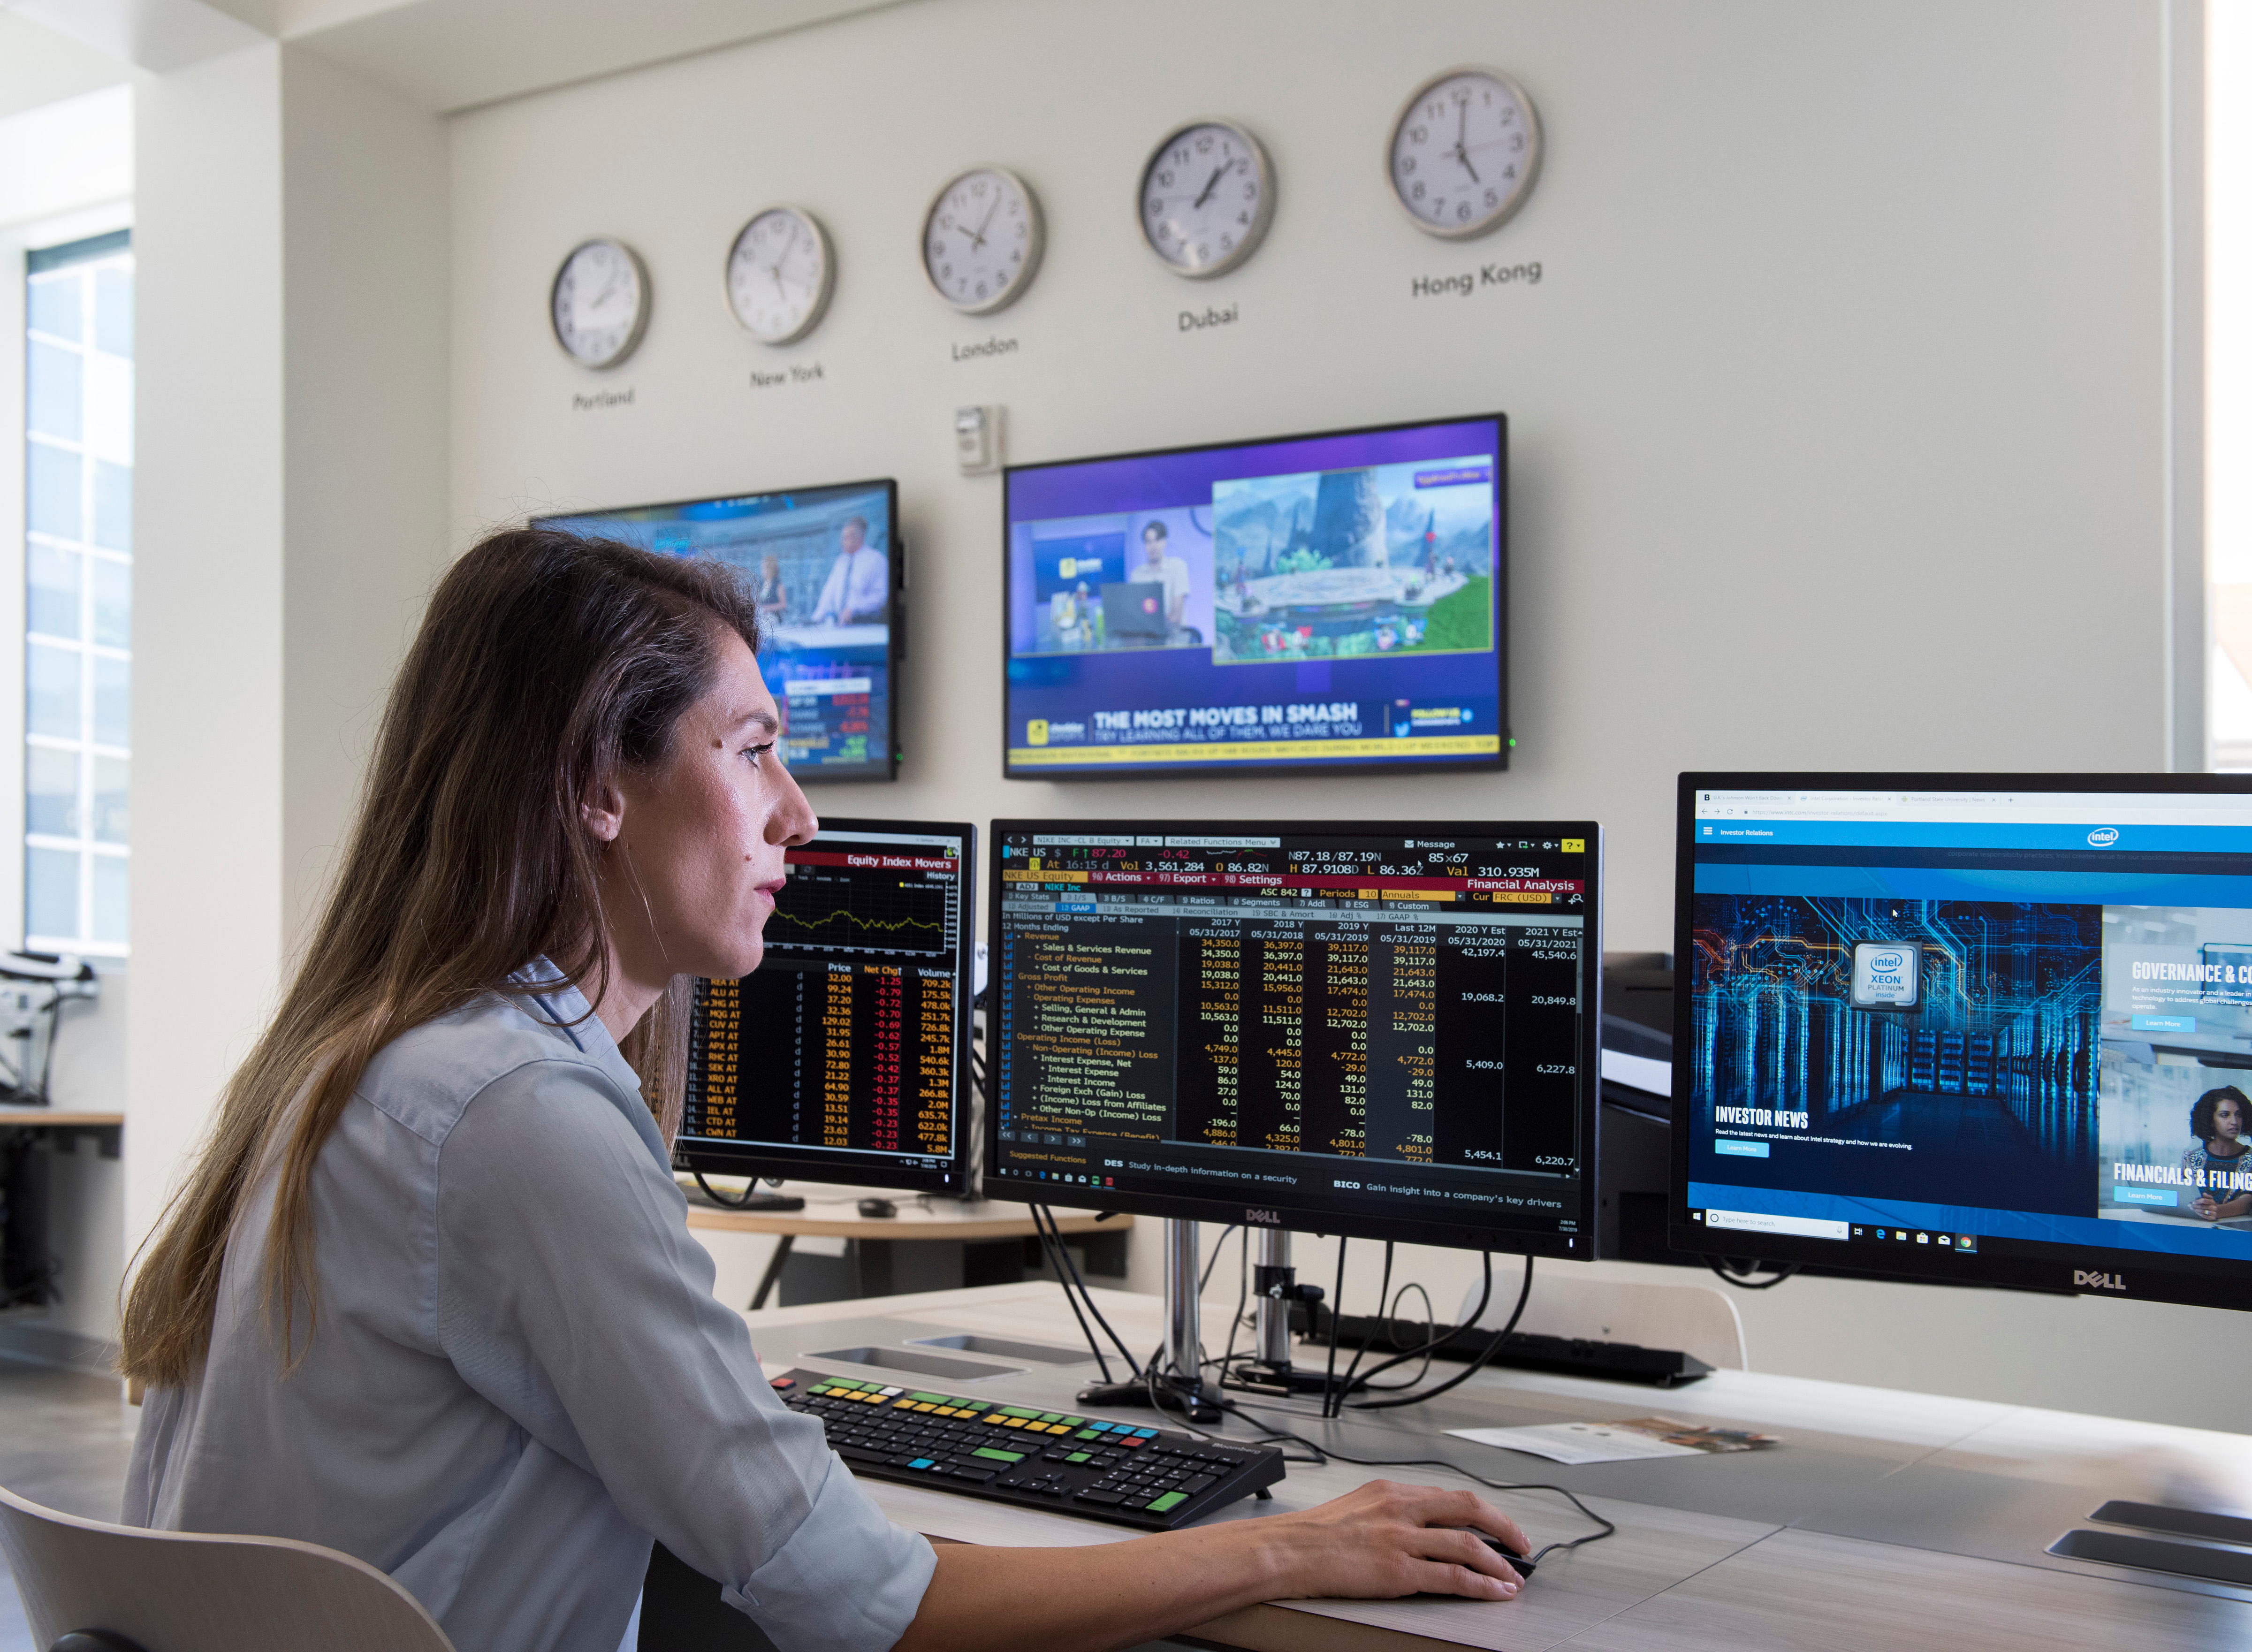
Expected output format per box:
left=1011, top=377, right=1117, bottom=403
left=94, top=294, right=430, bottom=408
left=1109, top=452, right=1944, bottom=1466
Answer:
left=956, top=405, right=1003, bottom=474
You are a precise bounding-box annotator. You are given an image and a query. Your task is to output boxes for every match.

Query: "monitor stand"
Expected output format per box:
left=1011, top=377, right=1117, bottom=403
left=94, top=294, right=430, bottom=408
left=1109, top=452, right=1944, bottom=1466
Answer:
left=1224, top=1228, right=1332, bottom=1396
left=1076, top=1218, right=1224, bottom=1423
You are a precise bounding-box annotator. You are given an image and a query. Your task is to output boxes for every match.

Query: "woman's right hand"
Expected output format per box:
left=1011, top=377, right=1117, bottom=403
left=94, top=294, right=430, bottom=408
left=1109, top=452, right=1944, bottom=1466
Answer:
left=1248, top=1479, right=1531, bottom=1600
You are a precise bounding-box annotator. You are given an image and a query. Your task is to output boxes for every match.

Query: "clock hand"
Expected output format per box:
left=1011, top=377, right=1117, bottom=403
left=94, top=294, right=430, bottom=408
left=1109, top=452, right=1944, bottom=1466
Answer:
left=1192, top=163, right=1228, bottom=209
left=966, top=194, right=1002, bottom=251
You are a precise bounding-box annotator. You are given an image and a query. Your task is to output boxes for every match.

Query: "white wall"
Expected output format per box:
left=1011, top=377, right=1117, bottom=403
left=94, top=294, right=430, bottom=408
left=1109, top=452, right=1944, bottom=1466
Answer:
left=439, top=0, right=2246, bottom=1428
left=128, top=40, right=449, bottom=1263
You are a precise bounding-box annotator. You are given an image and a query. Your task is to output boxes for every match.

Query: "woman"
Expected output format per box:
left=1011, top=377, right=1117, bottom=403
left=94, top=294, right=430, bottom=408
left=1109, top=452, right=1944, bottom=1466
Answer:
left=2185, top=1085, right=2252, bottom=1222
left=118, top=529, right=1528, bottom=1652
left=754, top=552, right=788, bottom=623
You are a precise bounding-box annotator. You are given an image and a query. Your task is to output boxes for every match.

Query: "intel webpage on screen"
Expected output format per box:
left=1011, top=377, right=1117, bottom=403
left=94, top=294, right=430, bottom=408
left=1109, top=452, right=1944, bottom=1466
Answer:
left=540, top=482, right=895, bottom=782
left=1003, top=418, right=1504, bottom=777
left=1686, top=789, right=2252, bottom=1270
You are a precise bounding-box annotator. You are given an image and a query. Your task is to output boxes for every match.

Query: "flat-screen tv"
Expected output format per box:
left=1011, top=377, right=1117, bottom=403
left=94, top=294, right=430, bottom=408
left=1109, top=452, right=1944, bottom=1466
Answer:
left=538, top=478, right=901, bottom=783
left=1001, top=415, right=1506, bottom=779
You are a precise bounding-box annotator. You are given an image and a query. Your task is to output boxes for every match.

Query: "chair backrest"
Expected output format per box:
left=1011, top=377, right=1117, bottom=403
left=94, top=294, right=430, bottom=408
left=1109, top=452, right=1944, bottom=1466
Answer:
left=1462, top=1273, right=1750, bottom=1372
left=0, top=1485, right=456, bottom=1652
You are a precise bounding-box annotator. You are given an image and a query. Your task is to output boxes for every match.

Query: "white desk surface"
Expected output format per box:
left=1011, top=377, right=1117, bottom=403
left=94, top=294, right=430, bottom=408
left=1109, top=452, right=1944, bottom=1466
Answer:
left=741, top=1282, right=2252, bottom=1652
left=679, top=1179, right=1131, bottom=1241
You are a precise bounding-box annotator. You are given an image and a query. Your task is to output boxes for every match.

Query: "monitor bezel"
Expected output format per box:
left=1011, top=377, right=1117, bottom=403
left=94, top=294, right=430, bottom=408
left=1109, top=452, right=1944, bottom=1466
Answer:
left=533, top=476, right=904, bottom=784
left=1669, top=771, right=2252, bottom=1312
left=998, top=414, right=1509, bottom=782
left=982, top=817, right=1602, bottom=1259
left=674, top=815, right=977, bottom=1196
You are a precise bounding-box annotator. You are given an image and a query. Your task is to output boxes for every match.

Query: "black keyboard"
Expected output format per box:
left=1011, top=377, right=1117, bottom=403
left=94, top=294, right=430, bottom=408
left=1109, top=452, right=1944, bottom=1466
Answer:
left=771, top=1370, right=1285, bottom=1530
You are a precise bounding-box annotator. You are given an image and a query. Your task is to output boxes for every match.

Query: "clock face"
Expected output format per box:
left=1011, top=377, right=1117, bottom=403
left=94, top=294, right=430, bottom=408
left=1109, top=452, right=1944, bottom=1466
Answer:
left=1387, top=68, right=1543, bottom=239
left=726, top=207, right=835, bottom=345
left=922, top=167, right=1044, bottom=314
left=550, top=238, right=649, bottom=368
left=1139, top=120, right=1274, bottom=278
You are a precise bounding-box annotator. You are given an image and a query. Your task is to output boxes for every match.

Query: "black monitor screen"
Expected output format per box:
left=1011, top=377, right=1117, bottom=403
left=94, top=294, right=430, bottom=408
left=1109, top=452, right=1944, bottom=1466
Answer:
left=1673, top=775, right=2252, bottom=1311
left=678, top=819, right=974, bottom=1195
left=983, top=820, right=1601, bottom=1256
left=538, top=478, right=900, bottom=782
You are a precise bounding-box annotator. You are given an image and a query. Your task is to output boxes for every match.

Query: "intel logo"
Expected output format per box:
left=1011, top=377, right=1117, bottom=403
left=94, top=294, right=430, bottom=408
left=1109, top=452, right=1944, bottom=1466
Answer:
left=1869, top=951, right=1904, bottom=973
left=2087, top=827, right=2120, bottom=847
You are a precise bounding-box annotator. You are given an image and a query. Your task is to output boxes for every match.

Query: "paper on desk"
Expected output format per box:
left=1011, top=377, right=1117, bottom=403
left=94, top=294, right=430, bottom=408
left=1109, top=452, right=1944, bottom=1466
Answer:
left=1448, top=1416, right=1780, bottom=1465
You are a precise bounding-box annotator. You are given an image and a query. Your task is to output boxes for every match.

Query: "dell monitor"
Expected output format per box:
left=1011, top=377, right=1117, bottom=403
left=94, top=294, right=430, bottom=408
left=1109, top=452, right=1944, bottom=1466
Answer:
left=1673, top=775, right=2252, bottom=1312
left=981, top=820, right=1601, bottom=1257
left=677, top=819, right=975, bottom=1195
left=1002, top=416, right=1506, bottom=779
left=538, top=478, right=902, bottom=782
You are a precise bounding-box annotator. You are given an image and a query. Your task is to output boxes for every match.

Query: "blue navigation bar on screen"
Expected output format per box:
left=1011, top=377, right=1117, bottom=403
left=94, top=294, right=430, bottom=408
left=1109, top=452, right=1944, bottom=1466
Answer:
left=1696, top=820, right=2252, bottom=854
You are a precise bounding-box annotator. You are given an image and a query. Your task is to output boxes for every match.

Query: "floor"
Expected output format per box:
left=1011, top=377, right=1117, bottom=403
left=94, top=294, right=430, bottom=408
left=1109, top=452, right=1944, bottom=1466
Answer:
left=0, top=1356, right=139, bottom=1652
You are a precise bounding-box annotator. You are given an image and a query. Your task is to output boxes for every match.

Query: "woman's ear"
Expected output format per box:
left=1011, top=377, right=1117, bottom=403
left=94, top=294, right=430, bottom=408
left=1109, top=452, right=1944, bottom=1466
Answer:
left=581, top=777, right=626, bottom=844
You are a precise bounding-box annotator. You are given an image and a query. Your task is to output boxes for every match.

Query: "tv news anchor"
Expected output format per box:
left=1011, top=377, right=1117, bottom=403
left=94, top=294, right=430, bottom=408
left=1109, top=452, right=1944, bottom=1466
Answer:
left=116, top=529, right=1528, bottom=1652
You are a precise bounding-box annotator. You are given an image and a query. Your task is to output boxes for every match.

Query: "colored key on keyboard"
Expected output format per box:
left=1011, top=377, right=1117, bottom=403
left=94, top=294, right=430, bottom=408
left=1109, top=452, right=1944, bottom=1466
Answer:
left=770, top=1370, right=1286, bottom=1531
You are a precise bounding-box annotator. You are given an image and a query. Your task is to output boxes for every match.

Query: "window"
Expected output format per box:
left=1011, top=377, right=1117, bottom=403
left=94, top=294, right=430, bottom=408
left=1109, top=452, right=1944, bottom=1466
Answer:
left=23, top=229, right=130, bottom=955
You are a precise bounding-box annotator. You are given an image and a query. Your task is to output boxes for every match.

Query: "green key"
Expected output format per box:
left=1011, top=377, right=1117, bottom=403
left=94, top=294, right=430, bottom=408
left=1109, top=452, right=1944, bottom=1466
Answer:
left=1061, top=1416, right=1085, bottom=1427
left=908, top=1392, right=949, bottom=1404
left=1147, top=1492, right=1187, bottom=1513
left=998, top=1406, right=1042, bottom=1419
left=827, top=1378, right=866, bottom=1390
left=1073, top=1429, right=1102, bottom=1440
left=1036, top=1413, right=1063, bottom=1424
left=971, top=1446, right=1025, bottom=1463
left=1065, top=1451, right=1091, bottom=1464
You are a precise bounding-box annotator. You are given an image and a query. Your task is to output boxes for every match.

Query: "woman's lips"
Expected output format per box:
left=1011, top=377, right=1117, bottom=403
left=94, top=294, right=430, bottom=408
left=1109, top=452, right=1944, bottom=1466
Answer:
left=756, top=879, right=786, bottom=903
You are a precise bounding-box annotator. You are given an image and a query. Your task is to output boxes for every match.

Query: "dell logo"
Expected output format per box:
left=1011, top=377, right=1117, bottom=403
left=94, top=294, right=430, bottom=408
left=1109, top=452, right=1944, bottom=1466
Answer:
left=2087, top=827, right=2120, bottom=848
left=1868, top=951, right=1904, bottom=973
left=1245, top=1207, right=1280, bottom=1226
left=2073, top=1268, right=2127, bottom=1292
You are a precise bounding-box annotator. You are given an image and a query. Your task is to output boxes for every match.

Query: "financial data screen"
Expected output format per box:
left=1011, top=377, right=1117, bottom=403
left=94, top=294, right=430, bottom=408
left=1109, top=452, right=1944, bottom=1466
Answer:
left=539, top=479, right=898, bottom=782
left=986, top=822, right=1599, bottom=1252
left=681, top=824, right=970, bottom=1188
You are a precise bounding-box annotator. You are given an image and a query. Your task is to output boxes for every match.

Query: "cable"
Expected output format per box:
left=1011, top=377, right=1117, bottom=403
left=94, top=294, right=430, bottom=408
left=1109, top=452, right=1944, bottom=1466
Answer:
left=1354, top=1279, right=1437, bottom=1393
left=1705, top=1256, right=1798, bottom=1290
left=1215, top=1225, right=1251, bottom=1383
left=1349, top=1255, right=1534, bottom=1412
left=690, top=1172, right=768, bottom=1210
left=1029, top=1204, right=1114, bottom=1383
left=1210, top=1395, right=1616, bottom=1567
left=1032, top=1203, right=1141, bottom=1372
left=1197, top=1225, right=1240, bottom=1294
left=1328, top=1241, right=1393, bottom=1418
left=1336, top=1251, right=1494, bottom=1396
left=1320, top=1237, right=1347, bottom=1419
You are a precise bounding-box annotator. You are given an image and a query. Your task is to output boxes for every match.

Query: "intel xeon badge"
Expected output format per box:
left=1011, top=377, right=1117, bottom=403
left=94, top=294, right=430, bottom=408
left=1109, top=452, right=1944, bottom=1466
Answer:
left=1850, top=941, right=1921, bottom=1010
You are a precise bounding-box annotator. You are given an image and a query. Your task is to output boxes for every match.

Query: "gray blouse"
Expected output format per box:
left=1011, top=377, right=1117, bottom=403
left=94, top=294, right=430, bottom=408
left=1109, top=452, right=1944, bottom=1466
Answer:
left=124, top=971, right=935, bottom=1652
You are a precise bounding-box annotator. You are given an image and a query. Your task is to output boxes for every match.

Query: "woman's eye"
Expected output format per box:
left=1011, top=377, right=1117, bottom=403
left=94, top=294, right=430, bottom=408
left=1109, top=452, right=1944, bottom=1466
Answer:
left=743, top=742, right=774, bottom=765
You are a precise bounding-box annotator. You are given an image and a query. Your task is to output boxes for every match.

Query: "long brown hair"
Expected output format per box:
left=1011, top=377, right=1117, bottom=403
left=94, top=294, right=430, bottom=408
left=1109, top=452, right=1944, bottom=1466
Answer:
left=120, top=528, right=759, bottom=1387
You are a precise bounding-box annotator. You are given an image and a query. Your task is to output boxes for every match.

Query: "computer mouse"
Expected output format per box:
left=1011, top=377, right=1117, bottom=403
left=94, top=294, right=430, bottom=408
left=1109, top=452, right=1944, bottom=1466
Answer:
left=1466, top=1532, right=1537, bottom=1577
left=857, top=1197, right=898, bottom=1218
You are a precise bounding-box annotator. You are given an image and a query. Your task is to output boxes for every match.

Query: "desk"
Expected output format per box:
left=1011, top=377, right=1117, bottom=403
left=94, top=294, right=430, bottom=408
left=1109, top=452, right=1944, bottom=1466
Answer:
left=682, top=1183, right=1130, bottom=1309
left=741, top=1281, right=2252, bottom=1651
left=0, top=1108, right=121, bottom=1309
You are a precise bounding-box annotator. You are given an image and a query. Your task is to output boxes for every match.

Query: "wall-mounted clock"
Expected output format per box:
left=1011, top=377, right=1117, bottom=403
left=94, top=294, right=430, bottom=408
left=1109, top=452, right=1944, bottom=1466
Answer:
left=921, top=166, right=1044, bottom=314
left=1386, top=67, right=1543, bottom=239
left=549, top=236, right=650, bottom=368
left=725, top=206, right=836, bottom=345
left=1138, top=119, right=1275, bottom=279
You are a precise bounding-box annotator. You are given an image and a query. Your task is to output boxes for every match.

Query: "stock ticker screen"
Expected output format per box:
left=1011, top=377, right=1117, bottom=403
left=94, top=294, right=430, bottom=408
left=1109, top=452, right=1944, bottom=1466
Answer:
left=984, top=822, right=1602, bottom=1252
left=679, top=822, right=973, bottom=1191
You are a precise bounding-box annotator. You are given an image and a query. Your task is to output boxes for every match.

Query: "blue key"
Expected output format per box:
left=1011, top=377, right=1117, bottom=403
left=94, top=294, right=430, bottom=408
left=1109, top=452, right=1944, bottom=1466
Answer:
left=909, top=1458, right=936, bottom=1469
left=1132, top=1428, right=1158, bottom=1439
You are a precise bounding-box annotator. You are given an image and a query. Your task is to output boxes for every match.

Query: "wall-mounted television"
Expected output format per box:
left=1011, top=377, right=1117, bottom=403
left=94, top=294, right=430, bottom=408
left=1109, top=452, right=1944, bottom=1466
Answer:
left=1001, top=415, right=1505, bottom=779
left=538, top=478, right=901, bottom=783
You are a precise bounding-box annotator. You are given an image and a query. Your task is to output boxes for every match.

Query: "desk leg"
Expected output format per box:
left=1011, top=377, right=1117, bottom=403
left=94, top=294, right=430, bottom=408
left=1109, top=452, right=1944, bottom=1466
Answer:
left=748, top=1234, right=794, bottom=1311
